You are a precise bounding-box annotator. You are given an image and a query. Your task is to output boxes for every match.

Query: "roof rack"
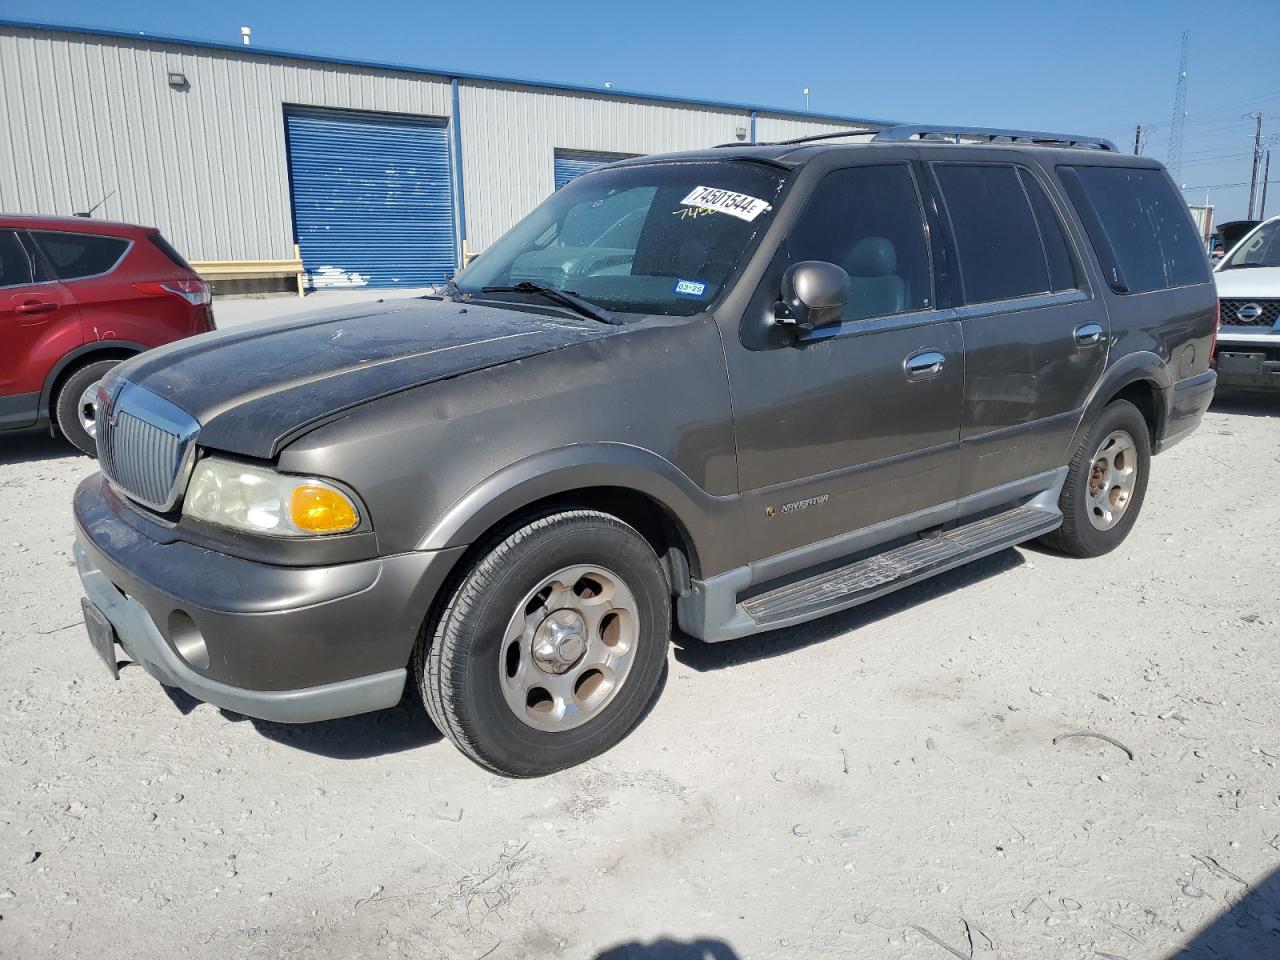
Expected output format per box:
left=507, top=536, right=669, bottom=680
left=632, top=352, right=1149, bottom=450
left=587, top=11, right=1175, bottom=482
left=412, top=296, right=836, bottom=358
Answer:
left=872, top=124, right=1118, bottom=152
left=711, top=129, right=877, bottom=148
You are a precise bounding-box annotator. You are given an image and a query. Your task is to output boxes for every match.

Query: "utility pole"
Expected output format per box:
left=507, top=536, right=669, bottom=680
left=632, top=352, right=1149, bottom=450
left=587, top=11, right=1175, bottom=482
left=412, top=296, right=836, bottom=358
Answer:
left=1133, top=124, right=1144, bottom=155
left=1261, top=149, right=1272, bottom=220
left=1167, top=31, right=1189, bottom=182
left=1248, top=112, right=1263, bottom=219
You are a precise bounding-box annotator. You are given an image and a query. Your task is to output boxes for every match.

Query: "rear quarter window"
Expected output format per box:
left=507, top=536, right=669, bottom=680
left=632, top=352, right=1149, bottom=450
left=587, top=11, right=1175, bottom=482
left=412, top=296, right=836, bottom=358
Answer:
left=29, top=231, right=130, bottom=280
left=1058, top=166, right=1209, bottom=294
left=149, top=233, right=195, bottom=270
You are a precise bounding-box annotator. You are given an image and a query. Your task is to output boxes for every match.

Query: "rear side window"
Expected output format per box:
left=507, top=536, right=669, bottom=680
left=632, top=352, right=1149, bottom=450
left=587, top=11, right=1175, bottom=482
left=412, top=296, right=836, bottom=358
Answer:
left=1058, top=166, right=1210, bottom=294
left=0, top=231, right=34, bottom=288
left=29, top=231, right=129, bottom=280
left=149, top=234, right=194, bottom=270
left=782, top=163, right=934, bottom=322
left=933, top=163, right=1052, bottom=303
left=1019, top=170, right=1078, bottom=292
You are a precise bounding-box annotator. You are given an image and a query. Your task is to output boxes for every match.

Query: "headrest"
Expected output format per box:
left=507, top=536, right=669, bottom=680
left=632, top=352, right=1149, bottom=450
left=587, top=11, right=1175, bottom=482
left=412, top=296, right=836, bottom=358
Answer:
left=845, top=237, right=897, bottom=278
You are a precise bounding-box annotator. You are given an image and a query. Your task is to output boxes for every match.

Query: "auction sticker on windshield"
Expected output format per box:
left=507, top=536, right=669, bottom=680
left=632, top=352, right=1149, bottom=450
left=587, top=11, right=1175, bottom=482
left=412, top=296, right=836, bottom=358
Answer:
left=680, top=186, right=772, bottom=222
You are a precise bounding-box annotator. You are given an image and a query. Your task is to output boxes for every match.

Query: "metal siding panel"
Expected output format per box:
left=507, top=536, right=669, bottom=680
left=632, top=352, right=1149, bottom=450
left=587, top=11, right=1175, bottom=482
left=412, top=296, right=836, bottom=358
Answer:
left=459, top=81, right=752, bottom=251
left=284, top=107, right=456, bottom=287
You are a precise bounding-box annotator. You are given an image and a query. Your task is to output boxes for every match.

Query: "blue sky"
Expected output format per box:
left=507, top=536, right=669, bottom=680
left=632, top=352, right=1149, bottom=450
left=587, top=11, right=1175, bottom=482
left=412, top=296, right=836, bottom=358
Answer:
left=6, top=0, right=1280, bottom=221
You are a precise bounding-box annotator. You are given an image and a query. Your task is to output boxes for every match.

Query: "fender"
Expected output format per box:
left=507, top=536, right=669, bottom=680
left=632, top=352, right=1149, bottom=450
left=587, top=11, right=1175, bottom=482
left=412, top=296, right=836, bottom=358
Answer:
left=416, top=442, right=742, bottom=577
left=38, top=339, right=149, bottom=422
left=1065, top=350, right=1172, bottom=454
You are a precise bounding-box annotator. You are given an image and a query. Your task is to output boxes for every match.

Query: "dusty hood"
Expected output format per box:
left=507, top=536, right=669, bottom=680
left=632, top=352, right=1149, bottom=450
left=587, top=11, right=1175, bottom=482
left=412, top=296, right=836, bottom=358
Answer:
left=115, top=297, right=616, bottom=458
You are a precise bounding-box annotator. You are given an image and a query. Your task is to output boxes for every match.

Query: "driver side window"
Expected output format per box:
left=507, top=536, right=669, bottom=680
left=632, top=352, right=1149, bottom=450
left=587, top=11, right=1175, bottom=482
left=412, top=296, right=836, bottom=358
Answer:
left=783, top=164, right=934, bottom=323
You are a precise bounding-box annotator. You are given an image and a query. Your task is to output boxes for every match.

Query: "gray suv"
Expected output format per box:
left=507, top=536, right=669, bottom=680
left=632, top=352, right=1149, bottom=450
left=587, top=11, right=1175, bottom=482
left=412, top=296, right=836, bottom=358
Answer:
left=73, top=125, right=1218, bottom=776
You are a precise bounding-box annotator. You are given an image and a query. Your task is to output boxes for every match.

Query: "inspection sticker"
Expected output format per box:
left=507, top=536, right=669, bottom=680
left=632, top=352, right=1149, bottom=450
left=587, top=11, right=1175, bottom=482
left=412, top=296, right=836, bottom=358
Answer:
left=679, top=186, right=772, bottom=222
left=674, top=279, right=708, bottom=297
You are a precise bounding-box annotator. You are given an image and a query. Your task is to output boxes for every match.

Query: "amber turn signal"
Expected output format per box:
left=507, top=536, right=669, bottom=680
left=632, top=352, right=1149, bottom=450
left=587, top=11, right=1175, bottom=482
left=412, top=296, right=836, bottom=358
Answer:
left=289, top=484, right=359, bottom=533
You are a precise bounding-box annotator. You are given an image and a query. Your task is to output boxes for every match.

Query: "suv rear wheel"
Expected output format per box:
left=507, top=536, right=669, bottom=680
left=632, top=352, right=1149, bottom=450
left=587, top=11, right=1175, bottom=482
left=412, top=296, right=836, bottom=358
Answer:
left=416, top=509, right=671, bottom=777
left=54, top=358, right=123, bottom=458
left=1040, top=398, right=1151, bottom=557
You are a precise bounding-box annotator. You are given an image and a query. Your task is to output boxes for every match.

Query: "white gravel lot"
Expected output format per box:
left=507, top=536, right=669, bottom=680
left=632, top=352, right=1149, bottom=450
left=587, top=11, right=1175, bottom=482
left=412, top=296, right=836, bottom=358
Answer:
left=1, top=384, right=1278, bottom=960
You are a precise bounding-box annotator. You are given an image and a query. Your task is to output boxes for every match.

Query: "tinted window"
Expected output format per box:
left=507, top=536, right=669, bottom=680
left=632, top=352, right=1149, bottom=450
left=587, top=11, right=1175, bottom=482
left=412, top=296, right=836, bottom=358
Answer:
left=149, top=234, right=194, bottom=270
left=1059, top=166, right=1210, bottom=294
left=0, top=231, right=33, bottom=288
left=935, top=164, right=1050, bottom=303
left=1020, top=170, right=1077, bottom=291
left=783, top=164, right=933, bottom=322
left=30, top=231, right=129, bottom=280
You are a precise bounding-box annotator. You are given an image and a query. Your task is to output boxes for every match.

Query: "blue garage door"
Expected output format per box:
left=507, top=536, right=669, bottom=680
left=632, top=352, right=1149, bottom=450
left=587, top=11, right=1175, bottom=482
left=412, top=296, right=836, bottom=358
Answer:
left=553, top=149, right=635, bottom=190
left=285, top=107, right=457, bottom=288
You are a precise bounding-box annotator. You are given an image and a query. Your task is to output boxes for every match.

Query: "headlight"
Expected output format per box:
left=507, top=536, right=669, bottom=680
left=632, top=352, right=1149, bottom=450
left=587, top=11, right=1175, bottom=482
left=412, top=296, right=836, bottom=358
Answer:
left=183, top=459, right=362, bottom=536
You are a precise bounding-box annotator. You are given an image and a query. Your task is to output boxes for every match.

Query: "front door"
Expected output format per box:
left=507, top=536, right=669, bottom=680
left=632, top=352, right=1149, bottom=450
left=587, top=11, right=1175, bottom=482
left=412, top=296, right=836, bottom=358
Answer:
left=0, top=230, right=77, bottom=429
left=925, top=160, right=1110, bottom=498
left=721, top=159, right=965, bottom=564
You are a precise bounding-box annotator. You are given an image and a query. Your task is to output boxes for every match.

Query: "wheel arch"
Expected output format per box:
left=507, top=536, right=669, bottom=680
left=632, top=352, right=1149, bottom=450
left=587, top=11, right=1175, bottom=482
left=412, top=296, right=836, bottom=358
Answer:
left=417, top=444, right=740, bottom=592
left=40, top=340, right=147, bottom=421
left=1067, top=351, right=1172, bottom=454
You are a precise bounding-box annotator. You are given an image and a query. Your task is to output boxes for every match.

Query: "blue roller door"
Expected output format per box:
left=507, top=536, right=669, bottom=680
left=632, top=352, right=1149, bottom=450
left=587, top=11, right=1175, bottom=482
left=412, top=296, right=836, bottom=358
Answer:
left=285, top=107, right=457, bottom=288
left=553, top=149, right=635, bottom=190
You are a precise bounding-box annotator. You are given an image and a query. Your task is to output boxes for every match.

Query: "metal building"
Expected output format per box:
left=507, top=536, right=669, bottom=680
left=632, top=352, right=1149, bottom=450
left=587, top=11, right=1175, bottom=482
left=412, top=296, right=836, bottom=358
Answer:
left=0, top=20, right=889, bottom=290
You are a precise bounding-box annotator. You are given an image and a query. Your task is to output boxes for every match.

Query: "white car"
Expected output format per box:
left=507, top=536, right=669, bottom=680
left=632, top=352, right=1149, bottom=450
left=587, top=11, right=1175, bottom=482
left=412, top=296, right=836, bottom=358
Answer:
left=1213, top=215, right=1280, bottom=391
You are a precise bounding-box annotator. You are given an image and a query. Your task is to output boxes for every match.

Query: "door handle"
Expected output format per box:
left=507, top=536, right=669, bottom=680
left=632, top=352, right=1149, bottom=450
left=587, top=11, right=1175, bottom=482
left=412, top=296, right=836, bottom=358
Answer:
left=1074, top=322, right=1104, bottom=346
left=904, top=350, right=946, bottom=381
left=15, top=299, right=58, bottom=316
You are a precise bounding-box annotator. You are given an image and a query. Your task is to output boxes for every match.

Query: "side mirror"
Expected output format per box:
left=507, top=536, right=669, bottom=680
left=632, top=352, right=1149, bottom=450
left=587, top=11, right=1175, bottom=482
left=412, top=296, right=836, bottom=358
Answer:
left=776, top=261, right=850, bottom=335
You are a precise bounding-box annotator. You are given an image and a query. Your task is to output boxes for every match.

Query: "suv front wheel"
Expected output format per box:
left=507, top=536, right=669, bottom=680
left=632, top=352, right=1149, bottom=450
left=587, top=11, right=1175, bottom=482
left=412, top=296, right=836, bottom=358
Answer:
left=416, top=509, right=671, bottom=777
left=1040, top=398, right=1151, bottom=558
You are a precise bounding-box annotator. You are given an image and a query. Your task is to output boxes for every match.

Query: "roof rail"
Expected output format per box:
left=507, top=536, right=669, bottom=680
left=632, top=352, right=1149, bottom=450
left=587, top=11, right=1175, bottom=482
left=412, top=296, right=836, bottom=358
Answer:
left=711, top=128, right=876, bottom=148
left=872, top=124, right=1118, bottom=152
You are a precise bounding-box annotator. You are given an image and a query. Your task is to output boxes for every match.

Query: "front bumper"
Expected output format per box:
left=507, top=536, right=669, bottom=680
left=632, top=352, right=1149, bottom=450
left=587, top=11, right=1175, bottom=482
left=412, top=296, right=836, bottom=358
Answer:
left=1213, top=329, right=1280, bottom=391
left=73, top=473, right=464, bottom=723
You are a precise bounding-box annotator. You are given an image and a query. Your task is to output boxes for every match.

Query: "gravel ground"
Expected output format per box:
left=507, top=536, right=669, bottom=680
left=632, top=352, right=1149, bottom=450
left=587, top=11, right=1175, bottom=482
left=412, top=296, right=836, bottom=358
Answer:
left=1, top=391, right=1278, bottom=960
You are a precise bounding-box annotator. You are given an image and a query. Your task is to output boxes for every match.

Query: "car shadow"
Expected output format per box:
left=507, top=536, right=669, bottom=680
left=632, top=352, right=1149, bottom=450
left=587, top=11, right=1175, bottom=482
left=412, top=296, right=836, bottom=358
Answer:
left=160, top=684, right=445, bottom=758
left=1210, top=391, right=1280, bottom=418
left=0, top=432, right=79, bottom=466
left=1173, top=862, right=1280, bottom=958
left=673, top=546, right=1024, bottom=672
left=593, top=937, right=741, bottom=960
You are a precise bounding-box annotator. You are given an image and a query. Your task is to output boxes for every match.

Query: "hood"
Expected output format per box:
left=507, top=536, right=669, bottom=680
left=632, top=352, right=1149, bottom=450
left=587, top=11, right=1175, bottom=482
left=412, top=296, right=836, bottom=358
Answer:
left=1212, top=264, right=1280, bottom=300
left=116, top=297, right=617, bottom=458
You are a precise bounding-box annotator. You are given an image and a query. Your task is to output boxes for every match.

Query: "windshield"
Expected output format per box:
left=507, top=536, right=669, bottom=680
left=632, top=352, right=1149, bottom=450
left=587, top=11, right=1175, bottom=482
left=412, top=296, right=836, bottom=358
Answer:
left=454, top=160, right=788, bottom=317
left=1221, top=218, right=1280, bottom=269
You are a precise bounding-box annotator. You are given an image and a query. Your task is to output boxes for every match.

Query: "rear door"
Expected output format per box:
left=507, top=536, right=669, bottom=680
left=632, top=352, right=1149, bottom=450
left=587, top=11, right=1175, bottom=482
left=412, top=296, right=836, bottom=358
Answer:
left=0, top=230, right=78, bottom=427
left=926, top=160, right=1109, bottom=500
left=26, top=230, right=133, bottom=343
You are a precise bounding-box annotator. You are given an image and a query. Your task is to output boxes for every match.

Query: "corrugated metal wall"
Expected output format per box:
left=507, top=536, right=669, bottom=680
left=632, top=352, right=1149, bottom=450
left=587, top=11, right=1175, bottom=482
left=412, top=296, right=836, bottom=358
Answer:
left=0, top=26, right=452, bottom=262
left=0, top=24, right=883, bottom=266
left=459, top=83, right=759, bottom=252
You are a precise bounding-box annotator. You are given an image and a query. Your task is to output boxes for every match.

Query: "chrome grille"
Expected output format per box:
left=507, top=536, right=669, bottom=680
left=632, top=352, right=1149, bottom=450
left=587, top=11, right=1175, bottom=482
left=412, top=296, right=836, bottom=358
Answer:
left=98, top=380, right=200, bottom=512
left=1219, top=298, right=1280, bottom=328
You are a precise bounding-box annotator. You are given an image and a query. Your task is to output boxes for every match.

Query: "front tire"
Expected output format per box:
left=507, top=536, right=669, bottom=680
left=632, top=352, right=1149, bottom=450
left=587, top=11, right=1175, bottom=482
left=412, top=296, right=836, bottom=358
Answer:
left=417, top=510, right=671, bottom=777
left=1039, top=399, right=1151, bottom=558
left=54, top=359, right=123, bottom=458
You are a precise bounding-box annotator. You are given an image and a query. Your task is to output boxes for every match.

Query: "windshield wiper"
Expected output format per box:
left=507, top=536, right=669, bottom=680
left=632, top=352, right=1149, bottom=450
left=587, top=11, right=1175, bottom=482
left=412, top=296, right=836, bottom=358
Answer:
left=481, top=280, right=618, bottom=325
left=1222, top=262, right=1276, bottom=269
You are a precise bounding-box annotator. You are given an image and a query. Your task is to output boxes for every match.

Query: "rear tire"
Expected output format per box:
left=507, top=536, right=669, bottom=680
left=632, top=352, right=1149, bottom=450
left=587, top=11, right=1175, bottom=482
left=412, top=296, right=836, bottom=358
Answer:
left=416, top=509, right=671, bottom=777
left=54, top=359, right=123, bottom=458
left=1039, top=399, right=1151, bottom=558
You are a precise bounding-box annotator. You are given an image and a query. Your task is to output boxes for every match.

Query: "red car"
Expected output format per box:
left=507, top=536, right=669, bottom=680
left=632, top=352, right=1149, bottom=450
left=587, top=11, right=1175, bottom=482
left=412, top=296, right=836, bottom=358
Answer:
left=0, top=216, right=213, bottom=456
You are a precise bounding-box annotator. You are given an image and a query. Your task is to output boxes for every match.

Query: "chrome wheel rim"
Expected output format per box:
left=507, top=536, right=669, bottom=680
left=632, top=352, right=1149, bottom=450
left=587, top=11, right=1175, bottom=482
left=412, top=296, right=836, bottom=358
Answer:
left=499, top=564, right=640, bottom=733
left=78, top=383, right=100, bottom=439
left=1086, top=429, right=1138, bottom=531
